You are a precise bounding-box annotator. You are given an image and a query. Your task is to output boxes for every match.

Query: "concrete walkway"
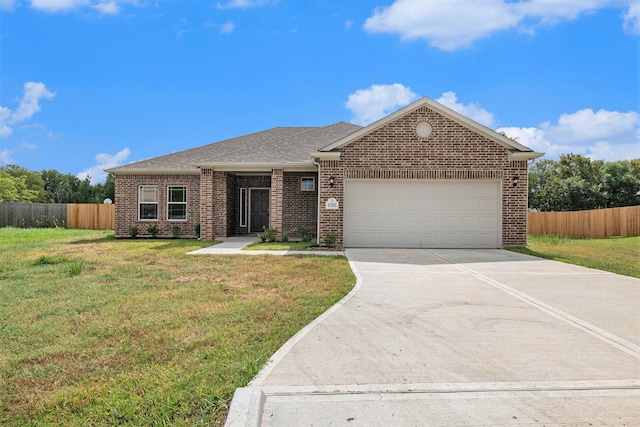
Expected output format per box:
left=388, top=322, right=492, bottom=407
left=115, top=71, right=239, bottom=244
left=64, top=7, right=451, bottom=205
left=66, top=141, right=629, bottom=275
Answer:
left=187, top=236, right=343, bottom=256
left=226, top=248, right=640, bottom=426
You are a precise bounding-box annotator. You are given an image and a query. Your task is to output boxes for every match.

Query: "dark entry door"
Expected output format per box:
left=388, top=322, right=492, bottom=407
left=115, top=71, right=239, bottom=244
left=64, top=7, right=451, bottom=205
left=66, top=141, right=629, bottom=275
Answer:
left=250, top=189, right=270, bottom=232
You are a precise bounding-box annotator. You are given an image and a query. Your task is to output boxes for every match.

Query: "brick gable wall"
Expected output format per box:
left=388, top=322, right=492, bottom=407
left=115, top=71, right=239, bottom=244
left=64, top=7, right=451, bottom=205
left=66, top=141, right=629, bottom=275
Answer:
left=318, top=106, right=529, bottom=247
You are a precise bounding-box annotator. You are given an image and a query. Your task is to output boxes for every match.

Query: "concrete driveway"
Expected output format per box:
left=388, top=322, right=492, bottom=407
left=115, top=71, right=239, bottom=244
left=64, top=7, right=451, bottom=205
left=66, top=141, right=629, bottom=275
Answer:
left=226, top=249, right=640, bottom=426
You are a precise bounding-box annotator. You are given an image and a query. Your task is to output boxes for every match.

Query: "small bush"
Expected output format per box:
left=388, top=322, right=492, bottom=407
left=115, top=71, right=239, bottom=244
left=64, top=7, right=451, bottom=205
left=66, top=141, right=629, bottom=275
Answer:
left=297, top=226, right=312, bottom=242
left=32, top=216, right=64, bottom=228
left=170, top=224, right=181, bottom=238
left=195, top=223, right=201, bottom=238
left=281, top=232, right=289, bottom=243
left=259, top=226, right=278, bottom=243
left=146, top=224, right=159, bottom=238
left=323, top=231, right=337, bottom=247
left=128, top=224, right=139, bottom=238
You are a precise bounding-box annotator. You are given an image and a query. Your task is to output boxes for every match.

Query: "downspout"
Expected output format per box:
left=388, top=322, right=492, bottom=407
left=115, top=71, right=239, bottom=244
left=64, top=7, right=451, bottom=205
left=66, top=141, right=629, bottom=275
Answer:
left=311, top=156, right=321, bottom=244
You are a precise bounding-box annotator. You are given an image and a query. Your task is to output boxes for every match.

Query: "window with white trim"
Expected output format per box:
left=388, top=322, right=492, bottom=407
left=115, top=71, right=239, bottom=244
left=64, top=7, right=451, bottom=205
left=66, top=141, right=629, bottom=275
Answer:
left=167, top=186, right=187, bottom=220
left=239, top=188, right=247, bottom=227
left=139, top=185, right=158, bottom=220
left=301, top=177, right=315, bottom=191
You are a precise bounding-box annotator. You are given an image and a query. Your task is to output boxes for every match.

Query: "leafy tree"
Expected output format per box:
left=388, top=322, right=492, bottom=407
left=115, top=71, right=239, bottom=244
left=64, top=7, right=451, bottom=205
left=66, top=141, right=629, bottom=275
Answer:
left=601, top=160, right=640, bottom=207
left=529, top=154, right=640, bottom=211
left=0, top=165, right=47, bottom=202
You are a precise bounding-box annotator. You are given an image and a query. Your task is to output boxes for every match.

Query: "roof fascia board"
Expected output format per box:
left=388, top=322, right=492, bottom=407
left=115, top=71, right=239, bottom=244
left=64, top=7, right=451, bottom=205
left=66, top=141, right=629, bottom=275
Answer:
left=320, top=97, right=538, bottom=155
left=310, top=151, right=340, bottom=161
left=194, top=162, right=317, bottom=172
left=105, top=169, right=200, bottom=175
left=509, top=151, right=545, bottom=161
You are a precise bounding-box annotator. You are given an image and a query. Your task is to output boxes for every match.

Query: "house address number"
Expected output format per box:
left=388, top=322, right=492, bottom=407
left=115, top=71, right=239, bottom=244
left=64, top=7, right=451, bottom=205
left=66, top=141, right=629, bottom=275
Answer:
left=325, top=198, right=339, bottom=210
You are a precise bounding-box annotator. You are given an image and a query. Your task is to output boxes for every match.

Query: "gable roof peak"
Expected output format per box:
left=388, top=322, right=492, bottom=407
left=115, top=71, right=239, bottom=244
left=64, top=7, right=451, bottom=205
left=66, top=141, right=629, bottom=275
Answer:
left=319, top=96, right=543, bottom=160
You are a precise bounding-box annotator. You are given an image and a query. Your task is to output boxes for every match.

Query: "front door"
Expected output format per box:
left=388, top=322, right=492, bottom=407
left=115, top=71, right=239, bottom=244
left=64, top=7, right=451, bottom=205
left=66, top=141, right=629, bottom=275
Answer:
left=250, top=189, right=270, bottom=233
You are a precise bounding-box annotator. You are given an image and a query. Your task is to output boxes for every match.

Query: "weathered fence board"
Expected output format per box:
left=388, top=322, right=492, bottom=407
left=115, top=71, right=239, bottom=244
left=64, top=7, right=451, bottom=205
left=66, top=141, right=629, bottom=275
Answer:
left=0, top=203, right=115, bottom=229
left=66, top=204, right=114, bottom=229
left=0, top=202, right=66, bottom=228
left=528, top=205, right=640, bottom=238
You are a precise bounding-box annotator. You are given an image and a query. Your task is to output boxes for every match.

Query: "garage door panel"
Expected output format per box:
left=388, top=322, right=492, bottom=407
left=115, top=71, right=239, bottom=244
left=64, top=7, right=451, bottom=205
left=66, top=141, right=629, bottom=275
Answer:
left=344, top=180, right=501, bottom=248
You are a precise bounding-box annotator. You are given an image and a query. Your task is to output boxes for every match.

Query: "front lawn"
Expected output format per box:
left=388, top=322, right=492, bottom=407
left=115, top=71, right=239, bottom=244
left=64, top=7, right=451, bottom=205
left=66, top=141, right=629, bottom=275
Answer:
left=508, top=235, right=640, bottom=278
left=0, top=228, right=355, bottom=426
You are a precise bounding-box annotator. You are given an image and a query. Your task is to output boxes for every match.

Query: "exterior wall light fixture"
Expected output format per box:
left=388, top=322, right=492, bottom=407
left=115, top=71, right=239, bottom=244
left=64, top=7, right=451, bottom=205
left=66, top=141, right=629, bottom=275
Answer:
left=328, top=176, right=336, bottom=187
left=512, top=175, right=520, bottom=187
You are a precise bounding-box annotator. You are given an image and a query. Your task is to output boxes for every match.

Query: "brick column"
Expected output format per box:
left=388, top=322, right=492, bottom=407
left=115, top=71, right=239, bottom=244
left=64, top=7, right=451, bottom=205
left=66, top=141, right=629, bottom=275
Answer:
left=270, top=169, right=283, bottom=238
left=318, top=160, right=343, bottom=247
left=200, top=169, right=215, bottom=241
left=212, top=171, right=228, bottom=238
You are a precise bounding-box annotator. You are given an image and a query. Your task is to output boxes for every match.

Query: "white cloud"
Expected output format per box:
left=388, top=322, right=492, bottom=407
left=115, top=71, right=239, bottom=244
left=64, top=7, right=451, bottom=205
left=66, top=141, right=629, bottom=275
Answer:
left=220, top=20, right=235, bottom=34
left=30, top=0, right=83, bottom=12
left=93, top=1, right=119, bottom=15
left=0, top=0, right=15, bottom=11
left=78, top=147, right=131, bottom=184
left=498, top=108, right=640, bottom=161
left=624, top=2, right=640, bottom=33
left=29, top=0, right=135, bottom=14
left=0, top=82, right=55, bottom=138
left=364, top=0, right=637, bottom=50
left=9, top=82, right=56, bottom=124
left=435, top=91, right=496, bottom=127
left=0, top=148, right=11, bottom=164
left=346, top=83, right=419, bottom=125
left=216, top=0, right=273, bottom=10
left=364, top=0, right=520, bottom=50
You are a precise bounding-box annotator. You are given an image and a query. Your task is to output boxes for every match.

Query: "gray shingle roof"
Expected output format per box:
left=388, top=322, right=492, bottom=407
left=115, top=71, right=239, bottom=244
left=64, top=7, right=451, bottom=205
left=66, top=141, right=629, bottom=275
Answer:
left=107, top=122, right=361, bottom=174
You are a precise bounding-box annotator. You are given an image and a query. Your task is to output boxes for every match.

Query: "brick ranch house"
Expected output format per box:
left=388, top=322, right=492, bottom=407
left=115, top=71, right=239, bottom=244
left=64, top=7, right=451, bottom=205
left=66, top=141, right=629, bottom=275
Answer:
left=107, top=97, right=543, bottom=248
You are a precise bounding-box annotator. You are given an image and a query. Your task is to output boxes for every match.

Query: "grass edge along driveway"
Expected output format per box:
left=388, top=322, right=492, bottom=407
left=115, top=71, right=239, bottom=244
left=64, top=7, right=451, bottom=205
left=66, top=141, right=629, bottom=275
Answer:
left=0, top=228, right=355, bottom=426
left=507, top=235, right=640, bottom=278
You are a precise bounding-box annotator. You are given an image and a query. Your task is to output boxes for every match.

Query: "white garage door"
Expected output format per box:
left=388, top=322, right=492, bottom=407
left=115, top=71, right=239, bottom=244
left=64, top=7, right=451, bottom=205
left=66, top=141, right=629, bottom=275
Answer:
left=344, top=180, right=501, bottom=248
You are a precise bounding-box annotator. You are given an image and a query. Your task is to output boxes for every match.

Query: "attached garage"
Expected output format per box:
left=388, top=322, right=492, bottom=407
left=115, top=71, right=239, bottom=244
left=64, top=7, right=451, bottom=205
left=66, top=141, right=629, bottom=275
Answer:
left=344, top=180, right=501, bottom=248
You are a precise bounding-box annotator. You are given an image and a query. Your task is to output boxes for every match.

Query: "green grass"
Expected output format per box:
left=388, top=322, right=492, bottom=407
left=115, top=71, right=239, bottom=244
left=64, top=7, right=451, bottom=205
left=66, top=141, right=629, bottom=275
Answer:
left=244, top=241, right=318, bottom=251
left=0, top=228, right=355, bottom=426
left=508, top=235, right=640, bottom=278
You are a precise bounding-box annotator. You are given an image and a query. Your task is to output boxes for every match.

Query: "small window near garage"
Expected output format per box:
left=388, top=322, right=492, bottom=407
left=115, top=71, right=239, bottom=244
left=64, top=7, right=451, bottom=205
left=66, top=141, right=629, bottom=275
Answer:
left=167, top=186, right=187, bottom=220
left=301, top=177, right=315, bottom=191
left=139, top=185, right=158, bottom=220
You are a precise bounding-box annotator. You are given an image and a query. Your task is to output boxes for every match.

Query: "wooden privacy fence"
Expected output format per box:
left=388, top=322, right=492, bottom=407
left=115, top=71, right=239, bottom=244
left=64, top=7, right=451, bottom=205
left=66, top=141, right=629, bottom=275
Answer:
left=528, top=205, right=640, bottom=238
left=66, top=204, right=115, bottom=229
left=0, top=202, right=114, bottom=230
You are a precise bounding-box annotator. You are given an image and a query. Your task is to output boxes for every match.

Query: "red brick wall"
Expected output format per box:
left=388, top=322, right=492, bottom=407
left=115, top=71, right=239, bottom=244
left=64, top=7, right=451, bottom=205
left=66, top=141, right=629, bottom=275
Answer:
left=318, top=105, right=529, bottom=247
left=113, top=174, right=200, bottom=238
left=283, top=172, right=318, bottom=238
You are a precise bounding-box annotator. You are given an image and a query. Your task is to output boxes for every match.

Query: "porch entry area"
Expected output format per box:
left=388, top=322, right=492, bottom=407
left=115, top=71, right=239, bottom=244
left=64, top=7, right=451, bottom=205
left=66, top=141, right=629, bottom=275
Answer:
left=250, top=188, right=270, bottom=233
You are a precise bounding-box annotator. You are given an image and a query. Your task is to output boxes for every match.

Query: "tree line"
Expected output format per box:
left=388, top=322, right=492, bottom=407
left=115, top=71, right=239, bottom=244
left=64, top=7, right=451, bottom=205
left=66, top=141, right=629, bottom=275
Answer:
left=0, top=165, right=115, bottom=204
left=529, top=154, right=640, bottom=212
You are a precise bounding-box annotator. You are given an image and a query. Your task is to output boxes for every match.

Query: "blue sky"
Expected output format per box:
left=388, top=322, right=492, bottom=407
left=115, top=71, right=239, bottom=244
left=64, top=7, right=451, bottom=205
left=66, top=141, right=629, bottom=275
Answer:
left=1, top=0, right=638, bottom=183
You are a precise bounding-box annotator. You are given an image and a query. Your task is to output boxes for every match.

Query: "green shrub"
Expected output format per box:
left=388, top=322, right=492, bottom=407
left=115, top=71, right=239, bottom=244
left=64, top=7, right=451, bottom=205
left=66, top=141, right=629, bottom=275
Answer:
left=281, top=232, right=289, bottom=243
left=324, top=231, right=337, bottom=247
left=297, top=226, right=312, bottom=242
left=128, top=224, right=139, bottom=238
left=195, top=223, right=201, bottom=238
left=170, top=224, right=181, bottom=238
left=146, top=224, right=159, bottom=238
left=259, top=226, right=278, bottom=243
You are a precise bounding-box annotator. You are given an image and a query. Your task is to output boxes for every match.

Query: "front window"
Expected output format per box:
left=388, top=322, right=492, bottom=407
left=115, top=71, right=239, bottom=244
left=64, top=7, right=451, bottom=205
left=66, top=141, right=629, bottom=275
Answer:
left=139, top=185, right=158, bottom=220
left=301, top=177, right=315, bottom=191
left=167, top=186, right=187, bottom=220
